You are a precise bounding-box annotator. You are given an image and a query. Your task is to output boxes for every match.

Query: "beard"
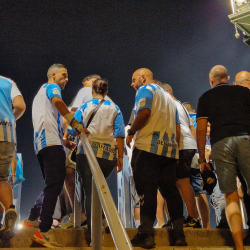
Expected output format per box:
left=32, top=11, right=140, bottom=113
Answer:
left=135, top=78, right=143, bottom=91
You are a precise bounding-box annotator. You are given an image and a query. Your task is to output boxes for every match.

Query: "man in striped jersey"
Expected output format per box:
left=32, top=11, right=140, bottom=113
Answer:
left=31, top=64, right=85, bottom=247
left=0, top=76, right=26, bottom=239
left=126, top=68, right=186, bottom=248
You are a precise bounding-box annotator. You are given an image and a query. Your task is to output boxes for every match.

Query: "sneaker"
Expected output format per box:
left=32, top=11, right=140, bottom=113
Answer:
left=23, top=218, right=40, bottom=228
left=183, top=216, right=201, bottom=228
left=32, top=229, right=63, bottom=247
left=216, top=219, right=229, bottom=229
left=0, top=209, right=17, bottom=240
left=61, top=213, right=87, bottom=228
left=154, top=223, right=165, bottom=228
left=162, top=220, right=172, bottom=229
left=131, top=232, right=156, bottom=249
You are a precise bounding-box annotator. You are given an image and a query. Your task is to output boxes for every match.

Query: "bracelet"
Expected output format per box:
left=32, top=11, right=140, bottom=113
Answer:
left=12, top=174, right=16, bottom=176
left=63, top=137, right=68, bottom=140
left=127, top=129, right=135, bottom=136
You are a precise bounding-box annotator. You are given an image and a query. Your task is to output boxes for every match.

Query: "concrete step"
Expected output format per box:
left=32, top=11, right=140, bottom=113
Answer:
left=11, top=247, right=225, bottom=250
left=0, top=228, right=249, bottom=248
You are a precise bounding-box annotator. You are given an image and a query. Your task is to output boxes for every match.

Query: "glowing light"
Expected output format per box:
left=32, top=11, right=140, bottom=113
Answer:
left=17, top=223, right=23, bottom=230
left=235, top=0, right=247, bottom=6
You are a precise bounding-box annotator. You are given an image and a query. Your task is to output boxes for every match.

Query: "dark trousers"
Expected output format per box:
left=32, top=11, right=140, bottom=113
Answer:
left=37, top=145, right=66, bottom=232
left=76, top=154, right=115, bottom=232
left=28, top=191, right=44, bottom=221
left=131, top=147, right=183, bottom=234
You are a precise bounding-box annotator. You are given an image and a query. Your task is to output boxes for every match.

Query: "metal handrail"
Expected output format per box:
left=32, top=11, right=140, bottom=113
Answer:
left=79, top=133, right=133, bottom=250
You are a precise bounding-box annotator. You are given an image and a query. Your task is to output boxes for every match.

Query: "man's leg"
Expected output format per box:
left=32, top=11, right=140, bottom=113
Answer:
left=0, top=142, right=17, bottom=240
left=64, top=167, right=75, bottom=210
left=225, top=191, right=244, bottom=250
left=176, top=149, right=200, bottom=227
left=212, top=137, right=243, bottom=250
left=38, top=146, right=66, bottom=232
left=155, top=190, right=166, bottom=228
left=159, top=157, right=187, bottom=246
left=130, top=148, right=158, bottom=248
left=196, top=193, right=210, bottom=228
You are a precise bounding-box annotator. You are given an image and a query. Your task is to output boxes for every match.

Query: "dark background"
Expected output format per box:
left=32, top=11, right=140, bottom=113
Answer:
left=1, top=0, right=249, bottom=227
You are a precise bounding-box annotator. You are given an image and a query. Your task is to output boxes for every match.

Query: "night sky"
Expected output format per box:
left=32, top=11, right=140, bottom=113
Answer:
left=1, top=1, right=250, bottom=224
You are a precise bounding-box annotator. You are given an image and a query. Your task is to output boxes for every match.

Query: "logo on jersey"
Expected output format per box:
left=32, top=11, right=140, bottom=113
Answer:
left=156, top=139, right=178, bottom=148
left=52, top=88, right=60, bottom=95
left=90, top=141, right=116, bottom=154
left=0, top=121, right=12, bottom=127
left=137, top=98, right=146, bottom=109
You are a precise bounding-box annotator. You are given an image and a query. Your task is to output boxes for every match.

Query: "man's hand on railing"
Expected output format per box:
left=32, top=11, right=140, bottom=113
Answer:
left=115, top=156, right=123, bottom=173
left=63, top=138, right=76, bottom=151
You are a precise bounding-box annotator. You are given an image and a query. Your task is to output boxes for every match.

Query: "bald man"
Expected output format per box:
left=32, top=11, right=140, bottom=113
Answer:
left=127, top=68, right=186, bottom=248
left=196, top=65, right=250, bottom=250
left=234, top=71, right=250, bottom=88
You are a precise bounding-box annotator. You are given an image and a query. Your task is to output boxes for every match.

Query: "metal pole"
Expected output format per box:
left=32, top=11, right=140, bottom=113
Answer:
left=91, top=178, right=103, bottom=249
left=80, top=133, right=133, bottom=250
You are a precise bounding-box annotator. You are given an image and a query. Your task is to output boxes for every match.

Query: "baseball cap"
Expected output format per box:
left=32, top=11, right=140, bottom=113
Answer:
left=201, top=170, right=217, bottom=195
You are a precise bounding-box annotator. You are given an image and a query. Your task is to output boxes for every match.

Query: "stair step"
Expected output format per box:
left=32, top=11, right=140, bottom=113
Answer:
left=0, top=228, right=249, bottom=248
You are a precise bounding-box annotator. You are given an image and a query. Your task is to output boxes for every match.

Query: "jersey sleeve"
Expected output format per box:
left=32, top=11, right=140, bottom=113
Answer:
left=114, top=107, right=125, bottom=138
left=46, top=84, right=62, bottom=100
left=135, top=86, right=153, bottom=113
left=10, top=80, right=22, bottom=101
left=197, top=95, right=208, bottom=120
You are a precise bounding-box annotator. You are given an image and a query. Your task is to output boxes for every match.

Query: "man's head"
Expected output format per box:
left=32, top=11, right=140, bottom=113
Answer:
left=234, top=71, right=250, bottom=88
left=156, top=82, right=174, bottom=96
left=92, top=79, right=108, bottom=97
left=209, top=65, right=230, bottom=88
left=131, top=68, right=154, bottom=91
left=47, top=64, right=68, bottom=90
left=82, top=74, right=101, bottom=87
left=183, top=102, right=195, bottom=114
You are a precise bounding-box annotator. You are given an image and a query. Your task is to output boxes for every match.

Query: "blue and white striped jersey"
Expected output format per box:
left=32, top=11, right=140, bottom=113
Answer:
left=133, top=83, right=180, bottom=159
left=32, top=83, right=64, bottom=154
left=0, top=76, right=22, bottom=144
left=75, top=99, right=125, bottom=160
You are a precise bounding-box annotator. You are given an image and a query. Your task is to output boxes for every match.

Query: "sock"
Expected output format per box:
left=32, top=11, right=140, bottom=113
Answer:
left=135, top=220, right=140, bottom=228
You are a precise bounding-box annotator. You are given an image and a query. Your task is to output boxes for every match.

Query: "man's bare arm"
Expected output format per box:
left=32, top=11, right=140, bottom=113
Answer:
left=176, top=123, right=180, bottom=147
left=12, top=95, right=26, bottom=120
left=130, top=109, right=151, bottom=133
left=196, top=118, right=208, bottom=161
left=190, top=124, right=196, bottom=139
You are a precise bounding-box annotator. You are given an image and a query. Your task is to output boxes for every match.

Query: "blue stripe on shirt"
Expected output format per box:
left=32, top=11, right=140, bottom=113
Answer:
left=149, top=131, right=160, bottom=154
left=161, top=133, right=169, bottom=157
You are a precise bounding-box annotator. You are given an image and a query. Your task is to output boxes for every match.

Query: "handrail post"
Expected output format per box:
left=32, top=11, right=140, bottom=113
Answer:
left=91, top=178, right=103, bottom=250
left=80, top=133, right=133, bottom=250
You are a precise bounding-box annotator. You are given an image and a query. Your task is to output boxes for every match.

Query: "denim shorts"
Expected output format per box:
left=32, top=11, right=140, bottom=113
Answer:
left=0, top=141, right=15, bottom=181
left=190, top=168, right=204, bottom=195
left=211, top=135, right=250, bottom=194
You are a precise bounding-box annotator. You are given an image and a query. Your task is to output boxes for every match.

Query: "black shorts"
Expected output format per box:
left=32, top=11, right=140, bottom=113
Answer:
left=176, top=149, right=196, bottom=179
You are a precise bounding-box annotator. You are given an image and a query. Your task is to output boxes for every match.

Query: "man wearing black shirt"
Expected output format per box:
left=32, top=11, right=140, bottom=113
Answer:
left=196, top=65, right=250, bottom=250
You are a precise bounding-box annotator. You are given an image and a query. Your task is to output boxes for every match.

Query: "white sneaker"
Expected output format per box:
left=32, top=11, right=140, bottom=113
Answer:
left=0, top=209, right=17, bottom=240
left=154, top=223, right=165, bottom=228
left=32, top=229, right=63, bottom=247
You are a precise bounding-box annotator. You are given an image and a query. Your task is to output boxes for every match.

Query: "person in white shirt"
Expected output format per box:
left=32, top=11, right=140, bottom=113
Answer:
left=160, top=83, right=202, bottom=228
left=126, top=68, right=186, bottom=248
left=31, top=64, right=85, bottom=248
left=73, top=79, right=124, bottom=242
left=0, top=76, right=25, bottom=240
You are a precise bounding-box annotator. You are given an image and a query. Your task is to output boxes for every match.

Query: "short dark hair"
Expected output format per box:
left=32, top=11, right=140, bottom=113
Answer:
left=47, top=64, right=66, bottom=79
left=82, top=74, right=101, bottom=85
left=92, top=79, right=108, bottom=96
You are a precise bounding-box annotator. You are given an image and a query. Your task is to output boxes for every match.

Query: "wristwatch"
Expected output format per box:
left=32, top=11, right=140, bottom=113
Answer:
left=127, top=129, right=135, bottom=136
left=198, top=159, right=207, bottom=164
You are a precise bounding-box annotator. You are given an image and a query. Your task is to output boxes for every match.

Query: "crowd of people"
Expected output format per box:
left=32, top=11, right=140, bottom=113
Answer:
left=0, top=64, right=250, bottom=250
